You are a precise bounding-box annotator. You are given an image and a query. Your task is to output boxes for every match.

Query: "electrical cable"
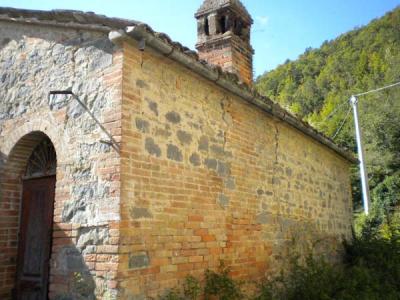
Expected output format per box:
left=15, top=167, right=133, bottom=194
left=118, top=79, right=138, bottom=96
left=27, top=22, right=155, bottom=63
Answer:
left=323, top=100, right=349, bottom=121
left=354, top=80, right=400, bottom=97
left=332, top=105, right=352, bottom=139
left=318, top=80, right=400, bottom=125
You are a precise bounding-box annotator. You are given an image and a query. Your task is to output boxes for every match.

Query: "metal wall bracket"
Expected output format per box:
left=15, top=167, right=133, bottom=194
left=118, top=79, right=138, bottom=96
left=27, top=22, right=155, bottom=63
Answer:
left=48, top=90, right=120, bottom=153
left=138, top=38, right=146, bottom=51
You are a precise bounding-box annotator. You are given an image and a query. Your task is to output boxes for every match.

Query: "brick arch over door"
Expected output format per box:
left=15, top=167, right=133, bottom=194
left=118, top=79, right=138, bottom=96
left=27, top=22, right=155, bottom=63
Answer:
left=0, top=130, right=61, bottom=299
left=1, top=119, right=66, bottom=160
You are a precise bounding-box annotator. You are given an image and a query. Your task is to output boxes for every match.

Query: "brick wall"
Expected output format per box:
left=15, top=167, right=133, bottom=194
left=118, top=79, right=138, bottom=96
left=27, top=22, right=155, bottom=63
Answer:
left=197, top=35, right=253, bottom=85
left=118, top=40, right=353, bottom=299
left=0, top=22, right=122, bottom=300
left=0, top=20, right=353, bottom=300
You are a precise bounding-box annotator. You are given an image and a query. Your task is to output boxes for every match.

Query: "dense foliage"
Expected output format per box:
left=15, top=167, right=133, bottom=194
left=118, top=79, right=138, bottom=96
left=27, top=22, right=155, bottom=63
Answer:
left=256, top=7, right=400, bottom=211
left=257, top=210, right=400, bottom=300
left=204, top=263, right=244, bottom=300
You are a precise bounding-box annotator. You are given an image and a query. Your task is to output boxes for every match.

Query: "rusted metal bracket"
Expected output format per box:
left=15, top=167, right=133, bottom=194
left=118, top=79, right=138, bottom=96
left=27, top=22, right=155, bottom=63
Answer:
left=48, top=90, right=120, bottom=153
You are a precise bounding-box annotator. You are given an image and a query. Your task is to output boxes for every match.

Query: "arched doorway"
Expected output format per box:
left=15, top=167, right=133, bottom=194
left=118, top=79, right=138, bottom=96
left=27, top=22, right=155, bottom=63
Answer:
left=14, top=137, right=57, bottom=300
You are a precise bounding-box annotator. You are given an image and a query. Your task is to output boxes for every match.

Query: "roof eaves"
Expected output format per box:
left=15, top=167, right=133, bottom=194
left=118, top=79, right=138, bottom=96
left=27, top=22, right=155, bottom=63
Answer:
left=0, top=7, right=356, bottom=163
left=115, top=25, right=356, bottom=163
left=0, top=7, right=139, bottom=32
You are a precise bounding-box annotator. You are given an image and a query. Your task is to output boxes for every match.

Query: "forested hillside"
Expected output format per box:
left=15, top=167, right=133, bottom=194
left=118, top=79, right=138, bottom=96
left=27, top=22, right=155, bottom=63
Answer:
left=256, top=7, right=400, bottom=211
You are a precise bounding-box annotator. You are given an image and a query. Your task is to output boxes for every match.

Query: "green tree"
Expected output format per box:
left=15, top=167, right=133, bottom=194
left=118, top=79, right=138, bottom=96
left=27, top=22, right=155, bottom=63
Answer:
left=256, top=7, right=400, bottom=213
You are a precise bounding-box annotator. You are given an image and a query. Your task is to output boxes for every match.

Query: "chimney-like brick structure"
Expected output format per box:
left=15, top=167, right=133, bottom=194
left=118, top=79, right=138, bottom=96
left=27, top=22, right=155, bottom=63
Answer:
left=195, top=0, right=254, bottom=85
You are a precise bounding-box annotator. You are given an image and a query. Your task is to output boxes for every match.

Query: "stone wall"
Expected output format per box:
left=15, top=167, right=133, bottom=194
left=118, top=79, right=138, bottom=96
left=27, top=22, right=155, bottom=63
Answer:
left=118, top=40, right=353, bottom=299
left=0, top=22, right=122, bottom=299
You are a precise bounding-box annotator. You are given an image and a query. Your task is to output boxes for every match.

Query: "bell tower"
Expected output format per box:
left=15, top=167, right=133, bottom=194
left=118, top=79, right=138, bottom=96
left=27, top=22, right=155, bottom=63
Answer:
left=195, top=0, right=254, bottom=85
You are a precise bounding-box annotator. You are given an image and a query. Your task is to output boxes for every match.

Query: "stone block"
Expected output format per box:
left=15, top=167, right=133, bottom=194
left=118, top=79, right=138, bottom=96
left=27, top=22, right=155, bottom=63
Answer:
left=129, top=252, right=150, bottom=269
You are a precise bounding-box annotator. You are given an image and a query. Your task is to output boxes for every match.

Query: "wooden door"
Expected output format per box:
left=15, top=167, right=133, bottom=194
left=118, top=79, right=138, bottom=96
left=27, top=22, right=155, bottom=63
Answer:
left=15, top=176, right=56, bottom=300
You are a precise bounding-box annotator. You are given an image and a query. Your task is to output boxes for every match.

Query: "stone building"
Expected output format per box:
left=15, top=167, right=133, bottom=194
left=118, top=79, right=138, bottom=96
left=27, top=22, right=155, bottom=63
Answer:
left=0, top=1, right=355, bottom=299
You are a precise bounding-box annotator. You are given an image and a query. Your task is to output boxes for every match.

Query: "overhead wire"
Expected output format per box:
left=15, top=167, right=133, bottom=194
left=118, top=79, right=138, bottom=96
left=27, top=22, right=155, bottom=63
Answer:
left=332, top=105, right=352, bottom=139
left=354, top=80, right=400, bottom=97
left=313, top=99, right=349, bottom=126
left=323, top=99, right=349, bottom=121
left=319, top=80, right=400, bottom=136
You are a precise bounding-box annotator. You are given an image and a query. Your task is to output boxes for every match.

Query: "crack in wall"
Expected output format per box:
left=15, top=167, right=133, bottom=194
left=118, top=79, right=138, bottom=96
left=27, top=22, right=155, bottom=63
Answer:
left=71, top=46, right=78, bottom=85
left=220, top=98, right=231, bottom=152
left=273, top=120, right=279, bottom=166
left=62, top=45, right=79, bottom=128
left=273, top=119, right=280, bottom=204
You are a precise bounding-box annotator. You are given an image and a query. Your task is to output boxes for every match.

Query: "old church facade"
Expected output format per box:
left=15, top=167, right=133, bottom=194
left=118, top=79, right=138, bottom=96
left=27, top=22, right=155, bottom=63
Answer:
left=0, top=1, right=355, bottom=299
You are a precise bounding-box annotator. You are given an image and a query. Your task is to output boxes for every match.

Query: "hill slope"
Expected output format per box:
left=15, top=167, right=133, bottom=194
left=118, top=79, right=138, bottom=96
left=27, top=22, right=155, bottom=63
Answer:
left=256, top=7, right=400, bottom=210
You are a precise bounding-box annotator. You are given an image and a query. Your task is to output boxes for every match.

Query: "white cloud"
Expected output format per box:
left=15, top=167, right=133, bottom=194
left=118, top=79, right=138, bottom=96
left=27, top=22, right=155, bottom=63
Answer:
left=256, top=16, right=269, bottom=26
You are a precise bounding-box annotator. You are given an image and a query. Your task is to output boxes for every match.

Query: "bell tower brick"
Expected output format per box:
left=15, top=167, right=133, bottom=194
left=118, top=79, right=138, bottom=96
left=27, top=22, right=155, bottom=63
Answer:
left=195, top=0, right=254, bottom=85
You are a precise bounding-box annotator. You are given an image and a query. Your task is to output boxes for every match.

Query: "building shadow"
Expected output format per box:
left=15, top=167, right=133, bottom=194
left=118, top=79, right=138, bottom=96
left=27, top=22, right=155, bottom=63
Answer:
left=0, top=150, right=5, bottom=199
left=0, top=151, right=5, bottom=169
left=50, top=224, right=96, bottom=300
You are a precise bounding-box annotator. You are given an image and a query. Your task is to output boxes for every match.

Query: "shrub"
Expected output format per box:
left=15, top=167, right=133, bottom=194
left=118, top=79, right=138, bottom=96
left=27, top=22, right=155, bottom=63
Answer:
left=160, top=276, right=201, bottom=300
left=255, top=255, right=348, bottom=300
left=183, top=275, right=201, bottom=300
left=254, top=210, right=400, bottom=300
left=343, top=215, right=400, bottom=299
left=159, top=289, right=182, bottom=300
left=204, top=261, right=244, bottom=300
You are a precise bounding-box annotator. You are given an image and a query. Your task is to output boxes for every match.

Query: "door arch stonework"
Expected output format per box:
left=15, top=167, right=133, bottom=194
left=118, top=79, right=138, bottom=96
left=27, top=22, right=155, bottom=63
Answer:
left=0, top=131, right=59, bottom=300
left=0, top=117, right=112, bottom=299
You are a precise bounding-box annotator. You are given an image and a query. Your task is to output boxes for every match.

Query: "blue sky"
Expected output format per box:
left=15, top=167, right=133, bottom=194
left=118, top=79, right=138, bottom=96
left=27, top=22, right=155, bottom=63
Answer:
left=1, top=0, right=398, bottom=77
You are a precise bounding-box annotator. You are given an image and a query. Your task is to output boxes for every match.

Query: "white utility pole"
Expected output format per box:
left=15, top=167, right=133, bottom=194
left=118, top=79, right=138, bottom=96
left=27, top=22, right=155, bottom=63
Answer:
left=350, top=95, right=371, bottom=215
